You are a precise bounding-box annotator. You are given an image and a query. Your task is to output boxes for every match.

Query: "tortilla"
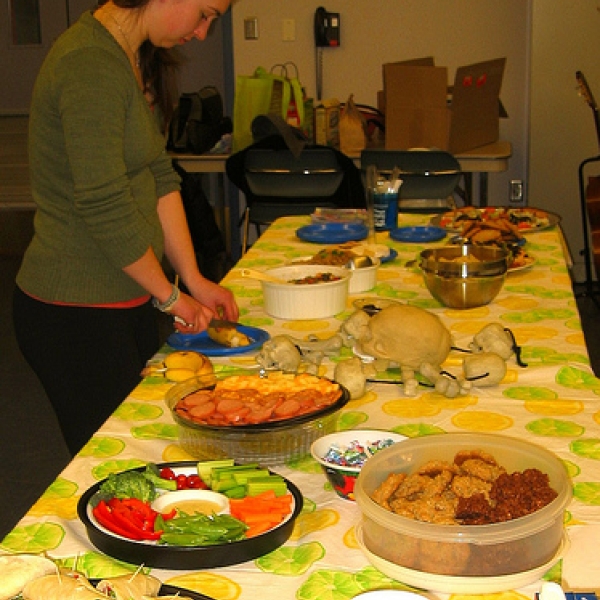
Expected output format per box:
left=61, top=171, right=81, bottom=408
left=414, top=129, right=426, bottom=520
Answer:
left=96, top=573, right=161, bottom=600
left=0, top=555, right=57, bottom=600
left=22, top=574, right=100, bottom=600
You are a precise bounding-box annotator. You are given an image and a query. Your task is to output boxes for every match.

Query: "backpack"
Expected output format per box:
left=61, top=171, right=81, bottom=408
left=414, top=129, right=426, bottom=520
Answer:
left=167, top=86, right=232, bottom=154
left=172, top=162, right=231, bottom=282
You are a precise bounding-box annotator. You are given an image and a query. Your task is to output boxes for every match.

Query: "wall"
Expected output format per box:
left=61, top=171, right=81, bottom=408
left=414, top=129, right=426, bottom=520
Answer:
left=529, top=1, right=600, bottom=282
left=0, top=0, right=68, bottom=113
left=230, top=0, right=530, bottom=207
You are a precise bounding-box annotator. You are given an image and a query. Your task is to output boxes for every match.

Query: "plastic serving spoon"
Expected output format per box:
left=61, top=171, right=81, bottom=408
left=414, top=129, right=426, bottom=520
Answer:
left=239, top=268, right=287, bottom=284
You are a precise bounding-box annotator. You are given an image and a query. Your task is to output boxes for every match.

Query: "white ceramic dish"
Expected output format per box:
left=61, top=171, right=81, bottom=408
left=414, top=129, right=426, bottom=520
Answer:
left=356, top=523, right=569, bottom=594
left=289, top=257, right=380, bottom=294
left=152, top=489, right=230, bottom=515
left=260, top=265, right=350, bottom=319
left=347, top=258, right=380, bottom=294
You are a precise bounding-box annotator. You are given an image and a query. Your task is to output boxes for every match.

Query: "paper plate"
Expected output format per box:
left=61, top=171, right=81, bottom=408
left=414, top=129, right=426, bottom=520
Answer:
left=356, top=522, right=569, bottom=594
left=389, top=226, right=446, bottom=243
left=167, top=325, right=269, bottom=356
left=296, top=222, right=369, bottom=243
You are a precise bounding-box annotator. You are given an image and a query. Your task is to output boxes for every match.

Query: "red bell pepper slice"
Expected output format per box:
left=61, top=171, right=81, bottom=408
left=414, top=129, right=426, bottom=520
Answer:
left=93, top=501, right=143, bottom=540
left=97, top=498, right=163, bottom=541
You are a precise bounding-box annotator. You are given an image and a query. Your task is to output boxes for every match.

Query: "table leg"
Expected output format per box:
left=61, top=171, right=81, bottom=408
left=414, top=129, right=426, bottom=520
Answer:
left=203, top=174, right=242, bottom=264
left=479, top=173, right=489, bottom=207
left=455, top=173, right=471, bottom=206
left=226, top=180, right=241, bottom=262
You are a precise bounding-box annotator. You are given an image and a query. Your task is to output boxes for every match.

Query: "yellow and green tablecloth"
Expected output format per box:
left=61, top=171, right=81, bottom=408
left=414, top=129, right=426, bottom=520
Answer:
left=3, top=214, right=600, bottom=599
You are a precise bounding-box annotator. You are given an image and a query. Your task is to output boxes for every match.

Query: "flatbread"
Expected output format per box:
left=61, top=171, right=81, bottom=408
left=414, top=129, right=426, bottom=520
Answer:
left=0, top=555, right=56, bottom=600
left=22, top=574, right=99, bottom=600
left=96, top=573, right=161, bottom=600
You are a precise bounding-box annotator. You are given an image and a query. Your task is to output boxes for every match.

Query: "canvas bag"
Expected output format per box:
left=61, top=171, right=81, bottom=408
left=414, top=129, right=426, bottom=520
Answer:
left=168, top=86, right=231, bottom=154
left=232, top=63, right=305, bottom=152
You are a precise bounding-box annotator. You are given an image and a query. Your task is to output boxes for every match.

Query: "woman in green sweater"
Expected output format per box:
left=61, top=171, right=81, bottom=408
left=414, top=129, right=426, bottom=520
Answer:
left=13, top=0, right=235, bottom=455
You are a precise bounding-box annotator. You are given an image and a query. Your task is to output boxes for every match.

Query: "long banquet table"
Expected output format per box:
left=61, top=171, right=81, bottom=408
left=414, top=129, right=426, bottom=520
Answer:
left=3, top=213, right=600, bottom=599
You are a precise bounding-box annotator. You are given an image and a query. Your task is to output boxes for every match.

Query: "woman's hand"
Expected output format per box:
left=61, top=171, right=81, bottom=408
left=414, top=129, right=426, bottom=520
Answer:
left=185, top=278, right=239, bottom=323
left=168, top=281, right=238, bottom=334
left=169, top=291, right=216, bottom=334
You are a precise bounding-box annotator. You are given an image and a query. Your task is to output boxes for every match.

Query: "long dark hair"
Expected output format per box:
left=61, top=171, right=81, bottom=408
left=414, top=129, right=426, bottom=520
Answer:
left=96, top=0, right=182, bottom=126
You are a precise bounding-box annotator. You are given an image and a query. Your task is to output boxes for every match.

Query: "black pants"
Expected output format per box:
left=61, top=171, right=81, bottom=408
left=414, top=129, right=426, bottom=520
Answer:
left=12, top=287, right=160, bottom=456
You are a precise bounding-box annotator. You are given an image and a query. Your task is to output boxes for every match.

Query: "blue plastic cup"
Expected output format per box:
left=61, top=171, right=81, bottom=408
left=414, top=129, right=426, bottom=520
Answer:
left=373, top=192, right=398, bottom=231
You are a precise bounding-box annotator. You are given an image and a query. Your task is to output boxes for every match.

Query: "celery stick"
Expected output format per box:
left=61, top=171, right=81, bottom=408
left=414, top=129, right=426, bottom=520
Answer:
left=232, top=469, right=270, bottom=484
left=246, top=478, right=288, bottom=497
left=197, top=459, right=234, bottom=485
left=211, top=478, right=244, bottom=492
left=211, top=463, right=261, bottom=478
left=224, top=485, right=247, bottom=499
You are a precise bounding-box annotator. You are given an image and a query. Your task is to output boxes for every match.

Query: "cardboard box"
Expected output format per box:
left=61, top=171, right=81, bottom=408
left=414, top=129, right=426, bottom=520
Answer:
left=382, top=57, right=506, bottom=153
left=314, top=98, right=340, bottom=147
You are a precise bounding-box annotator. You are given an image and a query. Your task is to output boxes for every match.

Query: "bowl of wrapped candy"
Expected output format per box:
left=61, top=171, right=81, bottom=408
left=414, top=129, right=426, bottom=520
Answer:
left=310, top=430, right=407, bottom=500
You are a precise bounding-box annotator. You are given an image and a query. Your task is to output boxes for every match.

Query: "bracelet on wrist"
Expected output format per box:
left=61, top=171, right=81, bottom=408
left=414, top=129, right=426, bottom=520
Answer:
left=152, top=284, right=180, bottom=313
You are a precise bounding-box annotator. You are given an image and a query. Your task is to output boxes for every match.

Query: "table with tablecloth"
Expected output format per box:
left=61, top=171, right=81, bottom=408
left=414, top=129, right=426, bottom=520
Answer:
left=3, top=214, right=600, bottom=600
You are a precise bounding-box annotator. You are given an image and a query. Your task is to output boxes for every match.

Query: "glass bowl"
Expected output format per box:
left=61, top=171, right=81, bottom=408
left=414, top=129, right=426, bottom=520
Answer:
left=166, top=374, right=350, bottom=465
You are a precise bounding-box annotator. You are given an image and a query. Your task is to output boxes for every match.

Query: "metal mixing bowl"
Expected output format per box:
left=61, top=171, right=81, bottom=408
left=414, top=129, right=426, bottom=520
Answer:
left=419, top=245, right=510, bottom=308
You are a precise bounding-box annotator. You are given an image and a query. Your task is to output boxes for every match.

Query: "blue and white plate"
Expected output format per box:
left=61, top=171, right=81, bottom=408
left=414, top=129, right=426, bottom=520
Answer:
left=389, top=226, right=447, bottom=243
left=296, top=222, right=369, bottom=244
left=167, top=325, right=269, bottom=356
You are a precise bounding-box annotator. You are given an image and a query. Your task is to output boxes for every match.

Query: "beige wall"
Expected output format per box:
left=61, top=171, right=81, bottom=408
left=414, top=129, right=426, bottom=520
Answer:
left=529, top=1, right=600, bottom=281
left=231, top=0, right=530, bottom=209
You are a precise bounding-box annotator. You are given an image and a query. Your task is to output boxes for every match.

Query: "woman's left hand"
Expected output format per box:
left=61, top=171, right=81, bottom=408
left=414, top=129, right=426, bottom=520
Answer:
left=173, top=279, right=239, bottom=333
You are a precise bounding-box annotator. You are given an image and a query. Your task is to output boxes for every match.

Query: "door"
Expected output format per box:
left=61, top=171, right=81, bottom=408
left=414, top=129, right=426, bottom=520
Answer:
left=0, top=1, right=233, bottom=115
left=0, top=0, right=69, bottom=114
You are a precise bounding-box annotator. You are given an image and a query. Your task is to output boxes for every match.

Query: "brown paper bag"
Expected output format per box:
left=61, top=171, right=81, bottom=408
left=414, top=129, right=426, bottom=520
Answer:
left=339, top=94, right=366, bottom=155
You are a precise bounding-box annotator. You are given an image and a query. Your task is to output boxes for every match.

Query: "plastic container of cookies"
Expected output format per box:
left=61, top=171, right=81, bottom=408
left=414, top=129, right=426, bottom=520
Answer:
left=165, top=374, right=350, bottom=465
left=354, top=433, right=571, bottom=591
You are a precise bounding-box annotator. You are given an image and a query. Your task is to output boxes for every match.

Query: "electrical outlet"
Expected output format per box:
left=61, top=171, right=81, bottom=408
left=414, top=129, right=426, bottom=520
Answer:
left=510, top=179, right=524, bottom=203
left=244, top=17, right=258, bottom=40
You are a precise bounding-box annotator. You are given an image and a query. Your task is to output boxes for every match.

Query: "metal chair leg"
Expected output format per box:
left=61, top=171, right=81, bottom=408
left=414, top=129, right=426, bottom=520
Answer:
left=242, top=207, right=250, bottom=255
left=576, top=155, right=600, bottom=306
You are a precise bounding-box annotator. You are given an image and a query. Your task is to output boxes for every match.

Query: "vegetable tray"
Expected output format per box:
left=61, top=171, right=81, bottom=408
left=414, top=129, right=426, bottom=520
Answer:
left=77, top=461, right=303, bottom=570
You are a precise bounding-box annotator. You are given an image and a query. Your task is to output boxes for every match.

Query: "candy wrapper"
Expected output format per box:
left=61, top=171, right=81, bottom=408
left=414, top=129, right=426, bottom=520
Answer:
left=323, top=438, right=396, bottom=468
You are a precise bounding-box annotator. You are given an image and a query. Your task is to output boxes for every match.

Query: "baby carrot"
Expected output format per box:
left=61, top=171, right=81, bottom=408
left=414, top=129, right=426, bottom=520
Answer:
left=229, top=491, right=294, bottom=536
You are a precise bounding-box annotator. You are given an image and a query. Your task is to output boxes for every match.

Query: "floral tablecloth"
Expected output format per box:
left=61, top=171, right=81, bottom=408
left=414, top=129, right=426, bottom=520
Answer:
left=3, top=214, right=600, bottom=600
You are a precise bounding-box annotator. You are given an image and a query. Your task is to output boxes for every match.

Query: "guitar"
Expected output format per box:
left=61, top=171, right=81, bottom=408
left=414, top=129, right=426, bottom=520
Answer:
left=576, top=70, right=600, bottom=278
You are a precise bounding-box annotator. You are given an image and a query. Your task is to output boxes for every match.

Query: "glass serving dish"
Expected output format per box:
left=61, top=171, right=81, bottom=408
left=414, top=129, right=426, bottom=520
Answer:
left=165, top=374, right=350, bottom=465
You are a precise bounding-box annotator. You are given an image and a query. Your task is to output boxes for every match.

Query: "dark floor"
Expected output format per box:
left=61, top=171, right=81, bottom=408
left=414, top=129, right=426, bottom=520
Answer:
left=1, top=252, right=600, bottom=541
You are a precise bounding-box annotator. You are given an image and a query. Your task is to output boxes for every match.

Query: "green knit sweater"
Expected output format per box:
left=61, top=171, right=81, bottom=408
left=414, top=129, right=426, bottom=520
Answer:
left=17, top=11, right=181, bottom=304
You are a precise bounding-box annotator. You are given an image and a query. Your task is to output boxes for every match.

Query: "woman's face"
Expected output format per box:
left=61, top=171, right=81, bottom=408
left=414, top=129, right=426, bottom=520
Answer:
left=146, top=0, right=231, bottom=46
